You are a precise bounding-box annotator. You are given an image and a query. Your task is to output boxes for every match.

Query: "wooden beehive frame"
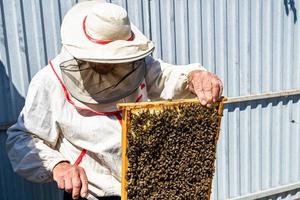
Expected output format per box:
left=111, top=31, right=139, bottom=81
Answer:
left=118, top=98, right=225, bottom=200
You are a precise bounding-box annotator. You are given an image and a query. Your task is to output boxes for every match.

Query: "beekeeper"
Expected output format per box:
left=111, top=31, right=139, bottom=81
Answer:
left=6, top=1, right=223, bottom=200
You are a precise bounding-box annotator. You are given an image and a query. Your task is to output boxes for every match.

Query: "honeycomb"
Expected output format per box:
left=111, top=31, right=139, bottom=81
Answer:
left=118, top=99, right=224, bottom=200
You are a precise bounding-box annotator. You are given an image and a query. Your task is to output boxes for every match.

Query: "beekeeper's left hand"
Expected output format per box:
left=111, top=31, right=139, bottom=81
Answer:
left=188, top=70, right=223, bottom=107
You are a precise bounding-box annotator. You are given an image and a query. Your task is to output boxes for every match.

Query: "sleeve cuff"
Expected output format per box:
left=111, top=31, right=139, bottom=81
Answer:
left=48, top=158, right=70, bottom=173
left=182, top=63, right=207, bottom=76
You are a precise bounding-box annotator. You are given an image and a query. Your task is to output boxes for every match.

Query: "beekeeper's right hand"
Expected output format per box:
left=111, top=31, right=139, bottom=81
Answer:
left=53, top=161, right=88, bottom=199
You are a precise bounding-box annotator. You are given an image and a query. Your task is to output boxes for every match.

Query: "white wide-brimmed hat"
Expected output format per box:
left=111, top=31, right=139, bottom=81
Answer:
left=61, top=1, right=155, bottom=63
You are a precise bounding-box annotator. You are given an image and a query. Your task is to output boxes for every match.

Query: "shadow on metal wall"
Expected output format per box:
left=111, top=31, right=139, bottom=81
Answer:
left=260, top=188, right=300, bottom=200
left=0, top=61, right=62, bottom=200
left=225, top=94, right=300, bottom=114
left=0, top=61, right=25, bottom=126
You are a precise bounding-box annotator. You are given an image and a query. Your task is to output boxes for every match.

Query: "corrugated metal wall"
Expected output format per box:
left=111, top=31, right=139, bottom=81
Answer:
left=0, top=1, right=78, bottom=199
left=0, top=0, right=299, bottom=199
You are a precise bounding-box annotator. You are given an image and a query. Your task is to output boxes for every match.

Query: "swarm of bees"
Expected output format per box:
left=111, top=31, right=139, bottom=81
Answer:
left=120, top=101, right=223, bottom=200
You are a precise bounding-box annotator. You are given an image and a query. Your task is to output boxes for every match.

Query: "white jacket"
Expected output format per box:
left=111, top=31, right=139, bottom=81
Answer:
left=6, top=49, right=205, bottom=198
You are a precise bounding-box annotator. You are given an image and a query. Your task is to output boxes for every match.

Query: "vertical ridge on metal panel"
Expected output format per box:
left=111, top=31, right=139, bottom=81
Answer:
left=187, top=0, right=202, bottom=64
left=174, top=0, right=189, bottom=65
left=160, top=0, right=176, bottom=63
left=148, top=0, right=162, bottom=58
left=226, top=0, right=240, bottom=197
left=238, top=0, right=251, bottom=196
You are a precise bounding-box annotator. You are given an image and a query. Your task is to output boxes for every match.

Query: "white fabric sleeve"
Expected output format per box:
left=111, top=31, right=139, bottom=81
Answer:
left=144, top=56, right=207, bottom=100
left=6, top=68, right=69, bottom=183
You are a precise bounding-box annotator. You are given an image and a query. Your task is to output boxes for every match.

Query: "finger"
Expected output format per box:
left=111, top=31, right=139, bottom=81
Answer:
left=203, top=91, right=213, bottom=107
left=211, top=79, right=220, bottom=102
left=188, top=71, right=203, bottom=101
left=56, top=177, right=65, bottom=190
left=218, top=79, right=223, bottom=99
left=79, top=168, right=89, bottom=198
left=194, top=86, right=206, bottom=105
left=191, top=77, right=207, bottom=105
left=71, top=168, right=82, bottom=199
left=64, top=172, right=73, bottom=193
left=197, top=90, right=206, bottom=105
left=202, top=79, right=213, bottom=106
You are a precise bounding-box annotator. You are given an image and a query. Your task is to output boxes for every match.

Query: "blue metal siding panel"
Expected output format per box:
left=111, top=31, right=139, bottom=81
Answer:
left=39, top=1, right=62, bottom=60
left=1, top=0, right=300, bottom=200
left=201, top=0, right=215, bottom=72
left=21, top=0, right=47, bottom=77
left=148, top=0, right=162, bottom=59
left=126, top=0, right=144, bottom=33
left=187, top=0, right=203, bottom=64
left=174, top=0, right=189, bottom=65
left=159, top=0, right=177, bottom=63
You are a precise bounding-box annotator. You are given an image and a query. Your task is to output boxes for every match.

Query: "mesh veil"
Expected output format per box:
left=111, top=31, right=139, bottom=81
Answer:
left=60, top=58, right=146, bottom=104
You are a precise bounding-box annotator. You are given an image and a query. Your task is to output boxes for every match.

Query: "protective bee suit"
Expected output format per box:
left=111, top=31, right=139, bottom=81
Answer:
left=6, top=2, right=206, bottom=197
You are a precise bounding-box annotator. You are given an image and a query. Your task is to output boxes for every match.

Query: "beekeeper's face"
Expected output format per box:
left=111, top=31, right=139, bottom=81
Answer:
left=88, top=61, right=138, bottom=75
left=89, top=62, right=116, bottom=74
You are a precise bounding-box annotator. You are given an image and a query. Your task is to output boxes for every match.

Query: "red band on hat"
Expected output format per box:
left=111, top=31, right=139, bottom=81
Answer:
left=83, top=16, right=135, bottom=45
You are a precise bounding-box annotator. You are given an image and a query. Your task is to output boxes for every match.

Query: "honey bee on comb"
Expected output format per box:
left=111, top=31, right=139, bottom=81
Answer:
left=119, top=100, right=224, bottom=200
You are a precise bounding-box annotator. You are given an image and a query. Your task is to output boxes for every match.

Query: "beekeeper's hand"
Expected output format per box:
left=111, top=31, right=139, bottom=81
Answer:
left=53, top=161, right=88, bottom=199
left=188, top=70, right=223, bottom=107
